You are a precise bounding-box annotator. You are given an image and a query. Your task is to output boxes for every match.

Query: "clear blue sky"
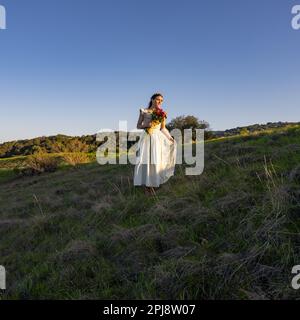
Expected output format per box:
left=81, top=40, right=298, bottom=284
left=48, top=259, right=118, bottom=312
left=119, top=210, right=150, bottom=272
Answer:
left=1, top=0, right=300, bottom=143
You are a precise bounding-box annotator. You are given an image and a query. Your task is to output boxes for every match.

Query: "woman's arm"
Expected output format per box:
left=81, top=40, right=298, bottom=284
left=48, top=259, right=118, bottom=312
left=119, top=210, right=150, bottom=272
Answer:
left=160, top=117, right=174, bottom=142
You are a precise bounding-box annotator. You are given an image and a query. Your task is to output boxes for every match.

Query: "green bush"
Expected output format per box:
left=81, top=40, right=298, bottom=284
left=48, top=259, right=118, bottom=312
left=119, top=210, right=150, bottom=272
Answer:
left=23, top=153, right=60, bottom=175
left=61, top=152, right=90, bottom=166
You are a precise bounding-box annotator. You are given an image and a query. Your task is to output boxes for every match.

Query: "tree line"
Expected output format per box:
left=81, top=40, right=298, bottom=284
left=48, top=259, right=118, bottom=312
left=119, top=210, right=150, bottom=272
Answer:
left=1, top=117, right=298, bottom=158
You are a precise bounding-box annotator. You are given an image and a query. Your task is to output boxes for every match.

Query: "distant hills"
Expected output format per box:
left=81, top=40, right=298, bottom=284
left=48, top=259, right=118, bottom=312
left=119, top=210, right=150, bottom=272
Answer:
left=1, top=121, right=299, bottom=158
left=212, top=121, right=300, bottom=137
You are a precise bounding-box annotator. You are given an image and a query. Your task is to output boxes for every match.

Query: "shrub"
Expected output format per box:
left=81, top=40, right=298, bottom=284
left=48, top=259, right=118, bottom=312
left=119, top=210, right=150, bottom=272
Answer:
left=24, top=153, right=60, bottom=175
left=240, top=128, right=250, bottom=136
left=61, top=152, right=90, bottom=166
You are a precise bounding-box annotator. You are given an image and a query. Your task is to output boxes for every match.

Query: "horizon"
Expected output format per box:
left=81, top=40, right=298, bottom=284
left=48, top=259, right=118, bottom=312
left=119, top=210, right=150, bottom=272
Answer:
left=1, top=119, right=299, bottom=145
left=1, top=0, right=300, bottom=143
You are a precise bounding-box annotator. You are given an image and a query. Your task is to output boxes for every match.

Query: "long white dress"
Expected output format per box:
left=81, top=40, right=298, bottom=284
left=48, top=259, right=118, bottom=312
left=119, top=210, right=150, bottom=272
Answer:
left=133, top=117, right=177, bottom=187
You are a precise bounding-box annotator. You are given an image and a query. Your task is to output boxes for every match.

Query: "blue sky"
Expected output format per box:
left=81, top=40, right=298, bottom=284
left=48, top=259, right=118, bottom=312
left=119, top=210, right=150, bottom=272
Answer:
left=0, top=0, right=300, bottom=143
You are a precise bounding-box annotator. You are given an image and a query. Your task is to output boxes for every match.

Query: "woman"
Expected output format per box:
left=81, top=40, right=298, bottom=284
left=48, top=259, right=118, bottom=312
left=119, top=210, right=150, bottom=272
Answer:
left=133, top=93, right=177, bottom=196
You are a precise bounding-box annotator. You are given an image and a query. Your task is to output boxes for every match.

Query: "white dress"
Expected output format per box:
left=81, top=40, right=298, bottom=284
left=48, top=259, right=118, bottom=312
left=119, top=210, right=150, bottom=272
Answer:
left=133, top=116, right=177, bottom=187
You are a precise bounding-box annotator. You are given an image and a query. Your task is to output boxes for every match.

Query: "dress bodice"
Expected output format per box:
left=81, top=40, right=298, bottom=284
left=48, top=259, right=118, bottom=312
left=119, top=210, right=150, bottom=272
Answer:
left=151, top=121, right=161, bottom=130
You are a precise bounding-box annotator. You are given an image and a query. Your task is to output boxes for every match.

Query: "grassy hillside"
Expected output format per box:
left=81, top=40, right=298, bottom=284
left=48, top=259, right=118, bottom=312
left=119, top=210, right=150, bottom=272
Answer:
left=1, top=125, right=300, bottom=299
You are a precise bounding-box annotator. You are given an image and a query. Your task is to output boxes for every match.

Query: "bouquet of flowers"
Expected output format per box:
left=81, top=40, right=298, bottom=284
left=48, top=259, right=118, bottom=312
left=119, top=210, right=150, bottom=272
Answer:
left=145, top=107, right=167, bottom=135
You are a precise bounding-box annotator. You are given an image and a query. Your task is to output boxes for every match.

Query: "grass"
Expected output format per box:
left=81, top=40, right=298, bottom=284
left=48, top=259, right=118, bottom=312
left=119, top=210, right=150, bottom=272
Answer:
left=1, top=125, right=300, bottom=299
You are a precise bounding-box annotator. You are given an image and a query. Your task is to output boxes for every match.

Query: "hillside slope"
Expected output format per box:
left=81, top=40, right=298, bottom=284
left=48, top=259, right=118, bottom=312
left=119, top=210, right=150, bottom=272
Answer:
left=1, top=125, right=300, bottom=299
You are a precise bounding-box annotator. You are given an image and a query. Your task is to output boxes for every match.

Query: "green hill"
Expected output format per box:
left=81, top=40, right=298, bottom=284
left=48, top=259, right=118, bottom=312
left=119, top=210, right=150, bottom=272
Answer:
left=1, top=124, right=300, bottom=299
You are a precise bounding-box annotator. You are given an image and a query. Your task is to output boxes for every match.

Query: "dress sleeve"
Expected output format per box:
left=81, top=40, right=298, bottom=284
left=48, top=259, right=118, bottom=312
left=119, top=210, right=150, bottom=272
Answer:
left=136, top=108, right=145, bottom=129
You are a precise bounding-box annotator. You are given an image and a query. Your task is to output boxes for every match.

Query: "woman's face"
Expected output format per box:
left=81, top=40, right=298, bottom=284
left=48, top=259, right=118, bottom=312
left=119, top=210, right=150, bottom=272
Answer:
left=152, top=96, right=164, bottom=109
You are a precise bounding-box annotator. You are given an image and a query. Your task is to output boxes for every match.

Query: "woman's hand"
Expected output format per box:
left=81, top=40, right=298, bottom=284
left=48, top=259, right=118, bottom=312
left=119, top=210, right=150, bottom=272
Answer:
left=169, top=137, right=175, bottom=143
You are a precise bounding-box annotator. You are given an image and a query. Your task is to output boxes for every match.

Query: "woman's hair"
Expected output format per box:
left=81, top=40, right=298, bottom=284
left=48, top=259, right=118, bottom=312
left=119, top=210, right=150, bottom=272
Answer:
left=147, top=93, right=163, bottom=109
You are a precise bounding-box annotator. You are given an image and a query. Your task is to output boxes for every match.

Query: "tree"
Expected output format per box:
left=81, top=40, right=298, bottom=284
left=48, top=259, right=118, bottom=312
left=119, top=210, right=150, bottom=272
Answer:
left=32, top=145, right=44, bottom=154
left=167, top=115, right=213, bottom=141
left=66, top=138, right=89, bottom=153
